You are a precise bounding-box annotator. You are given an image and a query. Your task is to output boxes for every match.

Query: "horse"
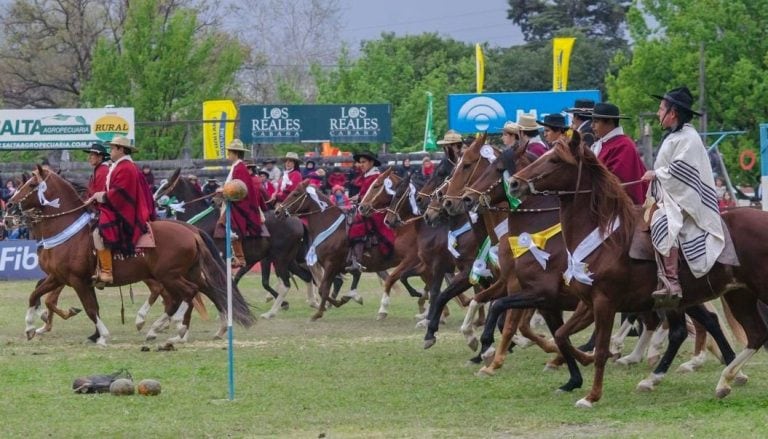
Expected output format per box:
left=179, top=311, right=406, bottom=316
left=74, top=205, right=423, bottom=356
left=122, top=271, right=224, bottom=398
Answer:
left=358, top=167, right=430, bottom=319
left=508, top=132, right=765, bottom=407
left=5, top=165, right=255, bottom=345
left=458, top=142, right=737, bottom=389
left=275, top=180, right=421, bottom=320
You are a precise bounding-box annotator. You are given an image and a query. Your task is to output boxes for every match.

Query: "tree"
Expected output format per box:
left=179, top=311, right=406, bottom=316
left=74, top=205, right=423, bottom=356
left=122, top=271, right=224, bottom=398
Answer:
left=507, top=0, right=631, bottom=46
left=312, top=33, right=475, bottom=152
left=81, top=0, right=247, bottom=159
left=607, top=0, right=768, bottom=185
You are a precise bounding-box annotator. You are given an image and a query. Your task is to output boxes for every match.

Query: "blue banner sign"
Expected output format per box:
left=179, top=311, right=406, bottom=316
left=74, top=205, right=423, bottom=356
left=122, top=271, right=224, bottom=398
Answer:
left=0, top=240, right=45, bottom=280
left=239, top=104, right=392, bottom=144
left=447, top=90, right=601, bottom=134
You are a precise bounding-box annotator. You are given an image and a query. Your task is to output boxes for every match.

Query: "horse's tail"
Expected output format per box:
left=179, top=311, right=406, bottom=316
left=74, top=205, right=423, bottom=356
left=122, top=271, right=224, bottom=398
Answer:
left=195, top=230, right=255, bottom=328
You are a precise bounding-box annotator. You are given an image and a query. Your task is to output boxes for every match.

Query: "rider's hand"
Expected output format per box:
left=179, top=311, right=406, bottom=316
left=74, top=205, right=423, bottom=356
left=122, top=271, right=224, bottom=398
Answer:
left=641, top=171, right=656, bottom=182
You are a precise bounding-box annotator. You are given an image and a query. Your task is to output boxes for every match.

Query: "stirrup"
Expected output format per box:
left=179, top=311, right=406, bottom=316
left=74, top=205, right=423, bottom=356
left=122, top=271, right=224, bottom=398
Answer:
left=651, top=281, right=682, bottom=309
left=344, top=260, right=365, bottom=272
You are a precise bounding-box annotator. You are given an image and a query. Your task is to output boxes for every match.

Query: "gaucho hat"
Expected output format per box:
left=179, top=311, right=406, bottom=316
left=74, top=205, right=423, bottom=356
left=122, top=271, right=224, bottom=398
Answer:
left=651, top=86, right=703, bottom=116
left=591, top=102, right=630, bottom=120
left=565, top=99, right=595, bottom=119
left=537, top=114, right=569, bottom=130
left=353, top=151, right=381, bottom=167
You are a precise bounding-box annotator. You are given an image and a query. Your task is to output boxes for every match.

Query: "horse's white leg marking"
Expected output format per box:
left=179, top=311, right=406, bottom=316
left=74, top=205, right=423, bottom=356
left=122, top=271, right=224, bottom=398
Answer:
left=636, top=372, right=666, bottom=392
left=377, top=293, right=390, bottom=320
left=213, top=313, right=227, bottom=339
left=171, top=301, right=189, bottom=323
left=25, top=307, right=37, bottom=338
left=95, top=317, right=110, bottom=347
left=262, top=282, right=289, bottom=319
left=135, top=299, right=152, bottom=330
left=146, top=313, right=170, bottom=340
left=616, top=323, right=653, bottom=366
left=716, top=348, right=756, bottom=398
left=646, top=326, right=669, bottom=365
left=609, top=319, right=633, bottom=355
left=677, top=350, right=708, bottom=373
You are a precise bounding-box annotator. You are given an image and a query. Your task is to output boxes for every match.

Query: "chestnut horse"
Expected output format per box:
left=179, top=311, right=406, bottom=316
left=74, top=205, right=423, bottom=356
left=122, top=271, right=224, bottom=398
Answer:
left=460, top=144, right=736, bottom=388
left=5, top=166, right=255, bottom=345
left=509, top=133, right=765, bottom=407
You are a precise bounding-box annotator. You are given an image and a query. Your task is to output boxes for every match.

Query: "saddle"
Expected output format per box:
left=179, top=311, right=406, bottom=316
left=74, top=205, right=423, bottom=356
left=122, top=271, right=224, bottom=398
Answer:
left=629, top=216, right=739, bottom=266
left=136, top=224, right=156, bottom=249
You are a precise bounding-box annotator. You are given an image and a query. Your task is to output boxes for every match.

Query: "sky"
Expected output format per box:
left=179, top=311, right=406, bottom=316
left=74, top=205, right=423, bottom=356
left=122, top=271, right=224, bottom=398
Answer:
left=338, top=0, right=525, bottom=49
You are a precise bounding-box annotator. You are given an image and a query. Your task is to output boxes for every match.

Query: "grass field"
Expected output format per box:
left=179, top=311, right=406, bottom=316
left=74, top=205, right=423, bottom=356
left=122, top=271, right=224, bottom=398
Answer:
left=1, top=273, right=768, bottom=438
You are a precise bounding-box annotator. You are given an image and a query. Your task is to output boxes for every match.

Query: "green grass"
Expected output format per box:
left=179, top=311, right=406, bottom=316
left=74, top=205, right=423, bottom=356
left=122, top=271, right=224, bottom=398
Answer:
left=1, top=274, right=768, bottom=438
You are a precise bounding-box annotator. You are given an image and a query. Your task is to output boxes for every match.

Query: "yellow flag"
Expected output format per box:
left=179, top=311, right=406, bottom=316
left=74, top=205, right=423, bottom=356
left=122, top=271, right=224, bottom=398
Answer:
left=475, top=43, right=485, bottom=94
left=552, top=37, right=576, bottom=91
left=202, top=100, right=237, bottom=160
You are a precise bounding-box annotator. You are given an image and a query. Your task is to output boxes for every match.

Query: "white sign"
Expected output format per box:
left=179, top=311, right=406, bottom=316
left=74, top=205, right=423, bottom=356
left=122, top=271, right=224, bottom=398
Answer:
left=0, top=107, right=135, bottom=150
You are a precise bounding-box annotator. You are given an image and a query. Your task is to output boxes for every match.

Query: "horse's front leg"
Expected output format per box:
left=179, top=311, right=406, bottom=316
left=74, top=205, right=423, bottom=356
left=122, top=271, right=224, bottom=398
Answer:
left=39, top=285, right=81, bottom=336
left=311, top=267, right=336, bottom=321
left=136, top=281, right=163, bottom=331
left=25, top=276, right=62, bottom=339
left=69, top=277, right=109, bottom=346
left=576, top=295, right=615, bottom=408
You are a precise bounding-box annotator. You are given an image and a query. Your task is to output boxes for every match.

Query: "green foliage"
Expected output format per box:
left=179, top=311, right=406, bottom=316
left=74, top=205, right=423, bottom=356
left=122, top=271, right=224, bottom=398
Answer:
left=80, top=0, right=246, bottom=159
left=607, top=0, right=768, bottom=185
left=312, top=33, right=475, bottom=152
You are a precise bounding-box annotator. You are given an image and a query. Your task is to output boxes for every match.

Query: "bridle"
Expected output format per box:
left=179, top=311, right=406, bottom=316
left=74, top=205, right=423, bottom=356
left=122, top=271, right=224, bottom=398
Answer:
left=385, top=184, right=421, bottom=226
left=442, top=154, right=484, bottom=202
left=4, top=173, right=88, bottom=225
left=277, top=189, right=327, bottom=218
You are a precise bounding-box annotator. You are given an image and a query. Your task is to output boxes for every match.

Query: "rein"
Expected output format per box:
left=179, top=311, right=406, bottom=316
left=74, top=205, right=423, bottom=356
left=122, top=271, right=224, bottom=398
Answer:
left=7, top=173, right=88, bottom=223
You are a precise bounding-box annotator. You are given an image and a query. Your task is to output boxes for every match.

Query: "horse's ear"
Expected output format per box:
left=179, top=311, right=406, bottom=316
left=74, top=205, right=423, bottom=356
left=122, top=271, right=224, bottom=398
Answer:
left=170, top=168, right=181, bottom=182
left=21, top=172, right=29, bottom=183
left=476, top=132, right=487, bottom=146
left=36, top=164, right=45, bottom=176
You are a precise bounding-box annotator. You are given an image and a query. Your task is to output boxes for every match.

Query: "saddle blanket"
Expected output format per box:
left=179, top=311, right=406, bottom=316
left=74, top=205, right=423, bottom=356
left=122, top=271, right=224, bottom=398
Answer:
left=629, top=218, right=738, bottom=266
left=136, top=226, right=156, bottom=249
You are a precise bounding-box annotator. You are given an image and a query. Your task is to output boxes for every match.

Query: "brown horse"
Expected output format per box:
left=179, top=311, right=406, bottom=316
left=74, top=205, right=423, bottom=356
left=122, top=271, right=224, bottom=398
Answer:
left=509, top=133, right=766, bottom=407
left=5, top=166, right=255, bottom=345
left=358, top=168, right=429, bottom=318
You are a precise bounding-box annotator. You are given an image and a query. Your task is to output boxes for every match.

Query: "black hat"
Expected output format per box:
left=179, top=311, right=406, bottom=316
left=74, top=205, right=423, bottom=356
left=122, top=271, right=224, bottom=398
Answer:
left=257, top=169, right=270, bottom=177
left=206, top=178, right=219, bottom=183
left=537, top=114, right=569, bottom=129
left=353, top=151, right=381, bottom=167
left=565, top=99, right=595, bottom=119
left=263, top=158, right=277, bottom=165
left=83, top=143, right=109, bottom=157
left=591, top=102, right=630, bottom=120
left=651, top=86, right=703, bottom=116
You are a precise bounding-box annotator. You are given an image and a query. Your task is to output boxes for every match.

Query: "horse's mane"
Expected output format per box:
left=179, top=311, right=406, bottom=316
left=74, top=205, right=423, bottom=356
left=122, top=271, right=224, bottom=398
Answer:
left=43, top=169, right=83, bottom=204
left=554, top=136, right=635, bottom=243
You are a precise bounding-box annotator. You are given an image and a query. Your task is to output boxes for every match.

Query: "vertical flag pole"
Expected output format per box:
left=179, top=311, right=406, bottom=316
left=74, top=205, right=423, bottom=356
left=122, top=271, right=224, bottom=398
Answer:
left=225, top=200, right=235, bottom=400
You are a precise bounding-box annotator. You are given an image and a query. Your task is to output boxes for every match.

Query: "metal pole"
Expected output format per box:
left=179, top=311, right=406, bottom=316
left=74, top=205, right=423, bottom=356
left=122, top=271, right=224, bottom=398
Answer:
left=225, top=201, right=235, bottom=400
left=761, top=124, right=768, bottom=211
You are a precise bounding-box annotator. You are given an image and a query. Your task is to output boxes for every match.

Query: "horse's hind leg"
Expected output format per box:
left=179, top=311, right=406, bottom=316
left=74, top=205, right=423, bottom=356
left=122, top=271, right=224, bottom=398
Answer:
left=261, top=270, right=291, bottom=320
left=636, top=310, right=688, bottom=392
left=136, top=281, right=163, bottom=331
left=678, top=303, right=733, bottom=373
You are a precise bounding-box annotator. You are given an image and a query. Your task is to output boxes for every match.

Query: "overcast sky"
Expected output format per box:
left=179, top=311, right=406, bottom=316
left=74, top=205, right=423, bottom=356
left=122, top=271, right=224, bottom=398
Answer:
left=338, top=0, right=525, bottom=49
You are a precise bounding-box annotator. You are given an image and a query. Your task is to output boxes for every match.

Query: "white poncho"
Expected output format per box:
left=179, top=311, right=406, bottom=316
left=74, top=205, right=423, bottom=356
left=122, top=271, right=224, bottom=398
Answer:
left=648, top=124, right=724, bottom=278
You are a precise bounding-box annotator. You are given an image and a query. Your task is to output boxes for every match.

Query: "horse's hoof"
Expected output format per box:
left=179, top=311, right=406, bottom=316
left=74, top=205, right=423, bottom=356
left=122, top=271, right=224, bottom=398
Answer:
left=376, top=312, right=387, bottom=321
left=467, top=336, right=479, bottom=352
left=145, top=334, right=157, bottom=341
left=69, top=307, right=82, bottom=315
left=715, top=387, right=731, bottom=399
left=354, top=297, right=364, bottom=305
left=676, top=363, right=696, bottom=373
left=25, top=330, right=36, bottom=340
left=734, top=373, right=749, bottom=386
left=308, top=301, right=320, bottom=310
left=574, top=398, right=593, bottom=409
left=260, top=312, right=275, bottom=320
left=475, top=367, right=495, bottom=377
left=95, top=337, right=108, bottom=347
left=480, top=347, right=496, bottom=365
left=310, top=313, right=323, bottom=322
left=423, top=337, right=436, bottom=350
left=636, top=379, right=655, bottom=392
left=280, top=302, right=290, bottom=311
left=616, top=356, right=639, bottom=367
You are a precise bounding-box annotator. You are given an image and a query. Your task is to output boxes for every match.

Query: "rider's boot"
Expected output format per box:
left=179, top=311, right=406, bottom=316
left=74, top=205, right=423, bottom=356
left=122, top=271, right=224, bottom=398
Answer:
left=651, top=247, right=682, bottom=308
left=93, top=249, right=113, bottom=289
left=344, top=242, right=366, bottom=272
left=232, top=239, right=246, bottom=268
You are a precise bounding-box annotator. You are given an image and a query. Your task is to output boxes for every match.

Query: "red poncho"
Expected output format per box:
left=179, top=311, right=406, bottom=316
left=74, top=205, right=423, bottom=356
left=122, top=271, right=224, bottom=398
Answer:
left=98, top=157, right=153, bottom=255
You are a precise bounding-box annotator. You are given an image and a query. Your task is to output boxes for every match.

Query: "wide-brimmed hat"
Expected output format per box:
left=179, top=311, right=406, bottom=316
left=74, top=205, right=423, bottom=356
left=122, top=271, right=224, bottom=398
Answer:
left=591, top=102, right=630, bottom=120
left=263, top=158, right=277, bottom=165
left=651, top=86, right=703, bottom=116
left=565, top=99, right=595, bottom=119
left=502, top=121, right=521, bottom=135
left=106, top=136, right=136, bottom=150
left=206, top=178, right=219, bottom=183
left=257, top=169, right=270, bottom=177
left=283, top=151, right=302, bottom=165
left=537, top=114, right=568, bottom=130
left=436, top=130, right=463, bottom=145
left=226, top=139, right=248, bottom=152
left=245, top=160, right=258, bottom=168
left=516, top=114, right=542, bottom=131
left=353, top=151, right=381, bottom=167
left=83, top=143, right=109, bottom=157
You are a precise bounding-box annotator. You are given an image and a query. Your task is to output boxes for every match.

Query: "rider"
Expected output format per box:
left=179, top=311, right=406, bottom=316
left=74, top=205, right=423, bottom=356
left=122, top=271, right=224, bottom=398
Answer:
left=436, top=130, right=464, bottom=159
left=86, top=136, right=155, bottom=286
left=84, top=143, right=110, bottom=198
left=501, top=121, right=520, bottom=150
left=271, top=152, right=303, bottom=203
left=538, top=114, right=570, bottom=150
left=516, top=113, right=549, bottom=157
left=565, top=98, right=596, bottom=148
left=589, top=102, right=648, bottom=205
left=217, top=139, right=269, bottom=268
left=345, top=151, right=394, bottom=272
left=641, top=86, right=724, bottom=306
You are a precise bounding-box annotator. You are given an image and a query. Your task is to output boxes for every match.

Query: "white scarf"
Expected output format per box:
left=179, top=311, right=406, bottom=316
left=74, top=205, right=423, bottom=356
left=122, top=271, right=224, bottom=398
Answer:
left=590, top=126, right=624, bottom=157
left=226, top=159, right=242, bottom=183
left=106, top=155, right=133, bottom=190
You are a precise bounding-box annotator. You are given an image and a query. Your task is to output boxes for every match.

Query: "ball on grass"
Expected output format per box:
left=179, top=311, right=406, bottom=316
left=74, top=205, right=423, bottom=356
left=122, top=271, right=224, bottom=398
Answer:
left=137, top=379, right=162, bottom=396
left=109, top=378, right=135, bottom=396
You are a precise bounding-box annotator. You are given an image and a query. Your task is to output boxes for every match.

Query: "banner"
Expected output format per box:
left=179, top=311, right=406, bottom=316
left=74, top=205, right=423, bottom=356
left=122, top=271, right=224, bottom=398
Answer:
left=552, top=37, right=576, bottom=91
left=202, top=100, right=237, bottom=160
left=0, top=240, right=45, bottom=280
left=475, top=43, right=485, bottom=94
left=423, top=93, right=437, bottom=151
left=0, top=108, right=134, bottom=150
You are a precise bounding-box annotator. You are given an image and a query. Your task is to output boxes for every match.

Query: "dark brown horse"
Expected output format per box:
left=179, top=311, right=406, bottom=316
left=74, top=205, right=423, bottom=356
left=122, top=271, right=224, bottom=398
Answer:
left=5, top=166, right=254, bottom=345
left=509, top=133, right=765, bottom=407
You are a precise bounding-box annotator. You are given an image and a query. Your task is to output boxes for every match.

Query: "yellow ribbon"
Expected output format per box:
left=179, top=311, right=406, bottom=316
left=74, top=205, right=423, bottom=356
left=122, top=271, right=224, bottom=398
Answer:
left=509, top=223, right=562, bottom=258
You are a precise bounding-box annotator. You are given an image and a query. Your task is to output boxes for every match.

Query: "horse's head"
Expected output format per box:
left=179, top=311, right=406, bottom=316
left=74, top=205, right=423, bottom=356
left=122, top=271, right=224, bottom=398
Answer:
left=4, top=165, right=78, bottom=227
left=384, top=173, right=417, bottom=228
left=443, top=133, right=501, bottom=216
left=461, top=146, right=534, bottom=211
left=276, top=180, right=330, bottom=218
left=359, top=167, right=398, bottom=217
left=509, top=132, right=583, bottom=199
left=415, top=156, right=454, bottom=211
left=154, top=168, right=181, bottom=200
